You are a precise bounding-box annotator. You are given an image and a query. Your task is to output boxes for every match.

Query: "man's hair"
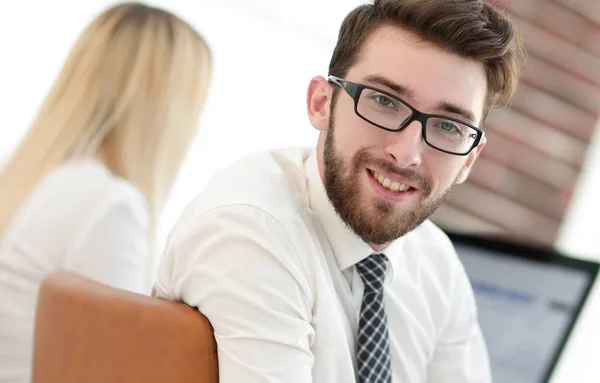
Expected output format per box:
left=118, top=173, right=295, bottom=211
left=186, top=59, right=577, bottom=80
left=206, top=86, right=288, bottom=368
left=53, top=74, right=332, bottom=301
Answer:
left=328, top=0, right=525, bottom=116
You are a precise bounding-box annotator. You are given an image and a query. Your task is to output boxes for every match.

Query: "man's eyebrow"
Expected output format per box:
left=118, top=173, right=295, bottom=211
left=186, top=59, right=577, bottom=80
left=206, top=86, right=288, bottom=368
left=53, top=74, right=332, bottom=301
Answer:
left=363, top=74, right=414, bottom=99
left=436, top=101, right=477, bottom=124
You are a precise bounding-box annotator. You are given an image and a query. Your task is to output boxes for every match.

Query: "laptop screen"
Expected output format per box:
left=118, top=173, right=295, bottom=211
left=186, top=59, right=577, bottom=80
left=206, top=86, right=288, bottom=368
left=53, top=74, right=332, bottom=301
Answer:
left=448, top=232, right=599, bottom=383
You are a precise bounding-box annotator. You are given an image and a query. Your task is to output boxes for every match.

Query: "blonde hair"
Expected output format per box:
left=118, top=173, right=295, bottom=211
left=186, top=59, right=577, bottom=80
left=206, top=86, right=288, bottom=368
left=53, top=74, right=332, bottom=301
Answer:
left=0, top=2, right=212, bottom=234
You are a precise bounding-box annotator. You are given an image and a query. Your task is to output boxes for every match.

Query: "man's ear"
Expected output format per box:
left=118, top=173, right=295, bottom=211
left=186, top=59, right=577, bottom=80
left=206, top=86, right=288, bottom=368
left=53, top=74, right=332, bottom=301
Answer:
left=307, top=76, right=332, bottom=132
left=456, top=135, right=486, bottom=184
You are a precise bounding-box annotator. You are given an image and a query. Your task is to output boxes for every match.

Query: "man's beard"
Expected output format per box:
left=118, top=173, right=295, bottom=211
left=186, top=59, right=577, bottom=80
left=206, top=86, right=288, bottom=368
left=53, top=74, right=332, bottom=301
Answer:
left=323, top=118, right=456, bottom=246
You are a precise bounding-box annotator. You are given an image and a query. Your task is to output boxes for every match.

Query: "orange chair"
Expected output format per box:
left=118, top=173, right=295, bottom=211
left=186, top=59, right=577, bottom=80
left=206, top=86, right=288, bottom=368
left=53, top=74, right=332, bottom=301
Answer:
left=31, top=271, right=218, bottom=383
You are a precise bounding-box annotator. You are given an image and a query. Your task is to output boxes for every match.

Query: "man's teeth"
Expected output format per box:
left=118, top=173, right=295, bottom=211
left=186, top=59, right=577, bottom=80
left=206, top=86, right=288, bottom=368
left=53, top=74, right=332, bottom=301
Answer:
left=373, top=171, right=410, bottom=192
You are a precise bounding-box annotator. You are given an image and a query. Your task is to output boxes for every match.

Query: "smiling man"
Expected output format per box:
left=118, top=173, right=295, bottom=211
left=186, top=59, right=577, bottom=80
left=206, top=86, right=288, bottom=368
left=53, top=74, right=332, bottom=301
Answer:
left=154, top=1, right=524, bottom=382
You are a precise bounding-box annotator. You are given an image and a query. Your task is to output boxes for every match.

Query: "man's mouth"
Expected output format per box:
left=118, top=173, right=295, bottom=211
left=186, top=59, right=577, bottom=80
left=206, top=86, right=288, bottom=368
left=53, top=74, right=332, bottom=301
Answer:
left=368, top=170, right=415, bottom=193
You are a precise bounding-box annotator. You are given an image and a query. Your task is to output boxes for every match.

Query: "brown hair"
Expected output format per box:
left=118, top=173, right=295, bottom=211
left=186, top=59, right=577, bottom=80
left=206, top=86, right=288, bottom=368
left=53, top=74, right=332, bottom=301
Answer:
left=328, top=0, right=525, bottom=116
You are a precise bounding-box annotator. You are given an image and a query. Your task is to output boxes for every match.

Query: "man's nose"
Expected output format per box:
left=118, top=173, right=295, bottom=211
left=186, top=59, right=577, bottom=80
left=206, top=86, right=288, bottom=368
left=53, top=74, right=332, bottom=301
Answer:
left=383, top=120, right=424, bottom=167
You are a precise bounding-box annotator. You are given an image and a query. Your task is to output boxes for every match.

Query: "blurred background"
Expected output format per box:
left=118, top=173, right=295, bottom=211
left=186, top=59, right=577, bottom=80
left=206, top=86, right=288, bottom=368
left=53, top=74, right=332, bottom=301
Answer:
left=2, top=1, right=600, bottom=382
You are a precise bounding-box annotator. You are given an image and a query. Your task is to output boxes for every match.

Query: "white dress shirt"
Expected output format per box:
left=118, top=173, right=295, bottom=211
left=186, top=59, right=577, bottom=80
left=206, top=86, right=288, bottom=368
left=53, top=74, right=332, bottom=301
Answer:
left=154, top=146, right=491, bottom=383
left=0, top=159, right=149, bottom=383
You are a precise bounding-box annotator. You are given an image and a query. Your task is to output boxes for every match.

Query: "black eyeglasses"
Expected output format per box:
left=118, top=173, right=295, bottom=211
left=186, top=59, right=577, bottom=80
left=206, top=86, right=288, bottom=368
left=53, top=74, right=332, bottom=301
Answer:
left=328, top=76, right=484, bottom=156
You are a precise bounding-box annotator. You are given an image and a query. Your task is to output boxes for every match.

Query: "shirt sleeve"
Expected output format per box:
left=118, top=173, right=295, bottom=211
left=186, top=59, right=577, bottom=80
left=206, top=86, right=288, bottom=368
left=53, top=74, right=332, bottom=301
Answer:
left=155, top=205, right=315, bottom=383
left=63, top=192, right=150, bottom=294
left=426, top=260, right=492, bottom=383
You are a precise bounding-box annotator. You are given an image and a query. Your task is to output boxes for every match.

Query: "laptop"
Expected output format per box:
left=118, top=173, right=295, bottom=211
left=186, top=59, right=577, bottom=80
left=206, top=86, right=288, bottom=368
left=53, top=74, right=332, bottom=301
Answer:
left=446, top=230, right=599, bottom=383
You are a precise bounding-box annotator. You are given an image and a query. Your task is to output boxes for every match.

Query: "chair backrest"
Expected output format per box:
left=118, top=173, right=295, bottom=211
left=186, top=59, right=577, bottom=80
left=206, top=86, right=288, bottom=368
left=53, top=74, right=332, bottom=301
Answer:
left=31, top=271, right=218, bottom=383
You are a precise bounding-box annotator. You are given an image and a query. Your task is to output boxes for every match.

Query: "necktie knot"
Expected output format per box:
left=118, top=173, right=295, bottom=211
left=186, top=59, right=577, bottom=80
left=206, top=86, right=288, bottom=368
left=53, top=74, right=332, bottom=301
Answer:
left=356, top=253, right=387, bottom=292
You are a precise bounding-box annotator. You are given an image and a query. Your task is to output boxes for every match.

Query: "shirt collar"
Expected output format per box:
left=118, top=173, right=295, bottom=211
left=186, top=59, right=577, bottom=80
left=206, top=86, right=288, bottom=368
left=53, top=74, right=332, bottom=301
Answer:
left=304, top=149, right=405, bottom=275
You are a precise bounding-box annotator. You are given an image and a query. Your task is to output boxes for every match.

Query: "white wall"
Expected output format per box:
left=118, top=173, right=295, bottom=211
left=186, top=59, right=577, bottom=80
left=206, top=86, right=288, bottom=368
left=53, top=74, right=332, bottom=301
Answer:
left=552, top=118, right=600, bottom=383
left=1, top=1, right=599, bottom=382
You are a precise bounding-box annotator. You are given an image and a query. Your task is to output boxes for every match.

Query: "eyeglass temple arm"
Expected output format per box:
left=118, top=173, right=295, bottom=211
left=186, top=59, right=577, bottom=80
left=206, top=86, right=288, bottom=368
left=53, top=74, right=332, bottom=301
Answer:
left=328, top=75, right=361, bottom=96
left=328, top=75, right=345, bottom=87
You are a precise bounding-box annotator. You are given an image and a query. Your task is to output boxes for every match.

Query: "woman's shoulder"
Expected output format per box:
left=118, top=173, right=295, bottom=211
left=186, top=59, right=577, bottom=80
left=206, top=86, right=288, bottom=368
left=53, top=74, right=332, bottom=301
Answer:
left=44, top=158, right=147, bottom=209
left=14, top=158, right=149, bottom=232
left=1, top=158, right=150, bottom=269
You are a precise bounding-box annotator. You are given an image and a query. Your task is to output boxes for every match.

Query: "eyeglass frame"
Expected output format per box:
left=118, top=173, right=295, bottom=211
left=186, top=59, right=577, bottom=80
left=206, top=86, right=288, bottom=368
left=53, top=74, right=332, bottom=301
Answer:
left=328, top=75, right=485, bottom=156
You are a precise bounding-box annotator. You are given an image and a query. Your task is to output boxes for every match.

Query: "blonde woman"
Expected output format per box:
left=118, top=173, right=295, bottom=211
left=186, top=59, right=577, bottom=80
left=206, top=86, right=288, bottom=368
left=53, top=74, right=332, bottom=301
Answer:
left=0, top=2, right=211, bottom=381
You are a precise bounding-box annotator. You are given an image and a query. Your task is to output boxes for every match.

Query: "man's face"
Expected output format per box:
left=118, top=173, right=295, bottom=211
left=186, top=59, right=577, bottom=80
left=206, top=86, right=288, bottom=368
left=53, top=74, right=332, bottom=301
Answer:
left=308, top=25, right=488, bottom=246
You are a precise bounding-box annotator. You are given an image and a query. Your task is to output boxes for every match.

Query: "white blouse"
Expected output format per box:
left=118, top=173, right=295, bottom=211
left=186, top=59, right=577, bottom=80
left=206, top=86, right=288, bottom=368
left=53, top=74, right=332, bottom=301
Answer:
left=0, top=159, right=150, bottom=383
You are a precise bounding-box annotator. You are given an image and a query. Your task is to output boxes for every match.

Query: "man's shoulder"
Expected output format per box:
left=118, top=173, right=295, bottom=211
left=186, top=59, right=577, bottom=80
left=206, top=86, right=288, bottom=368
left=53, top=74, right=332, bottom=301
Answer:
left=402, top=221, right=476, bottom=310
left=184, top=146, right=313, bottom=223
left=155, top=147, right=317, bottom=300
left=407, top=220, right=456, bottom=255
left=402, top=220, right=465, bottom=281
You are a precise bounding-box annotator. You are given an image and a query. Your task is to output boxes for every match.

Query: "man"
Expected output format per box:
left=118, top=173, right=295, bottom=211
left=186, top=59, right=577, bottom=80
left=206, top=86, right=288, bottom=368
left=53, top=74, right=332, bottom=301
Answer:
left=154, top=0, right=524, bottom=382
